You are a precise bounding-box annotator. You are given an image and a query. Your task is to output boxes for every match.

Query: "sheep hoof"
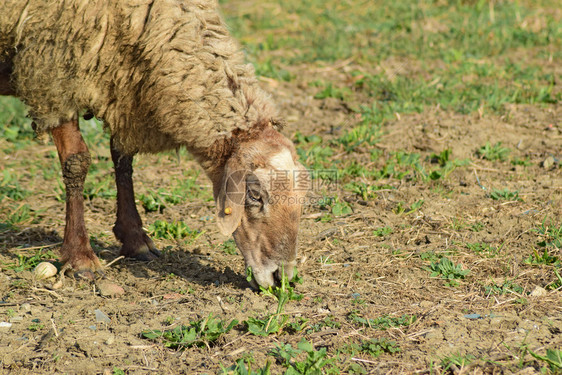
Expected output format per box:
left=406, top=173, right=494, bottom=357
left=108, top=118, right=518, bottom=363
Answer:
left=120, top=237, right=161, bottom=261
left=74, top=269, right=105, bottom=281
left=132, top=247, right=161, bottom=261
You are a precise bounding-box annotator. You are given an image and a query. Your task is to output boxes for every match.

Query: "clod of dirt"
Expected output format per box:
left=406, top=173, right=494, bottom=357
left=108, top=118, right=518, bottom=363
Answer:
left=33, top=262, right=58, bottom=279
left=97, top=281, right=125, bottom=297
left=542, top=156, right=555, bottom=169
left=530, top=286, right=547, bottom=297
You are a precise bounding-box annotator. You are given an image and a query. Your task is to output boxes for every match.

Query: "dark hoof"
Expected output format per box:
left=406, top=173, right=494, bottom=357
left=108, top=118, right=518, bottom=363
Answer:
left=120, top=234, right=161, bottom=261
left=132, top=247, right=161, bottom=261
left=74, top=269, right=105, bottom=281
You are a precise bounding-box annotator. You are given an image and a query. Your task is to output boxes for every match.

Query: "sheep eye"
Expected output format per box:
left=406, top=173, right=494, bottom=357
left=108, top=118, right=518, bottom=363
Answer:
left=247, top=188, right=261, bottom=203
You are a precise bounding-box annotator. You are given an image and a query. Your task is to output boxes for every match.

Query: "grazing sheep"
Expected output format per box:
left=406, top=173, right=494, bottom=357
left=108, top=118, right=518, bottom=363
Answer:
left=0, top=0, right=309, bottom=288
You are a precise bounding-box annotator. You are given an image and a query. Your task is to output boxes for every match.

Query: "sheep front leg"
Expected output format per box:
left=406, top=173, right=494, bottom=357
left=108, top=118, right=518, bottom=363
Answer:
left=51, top=120, right=102, bottom=279
left=110, top=138, right=160, bottom=260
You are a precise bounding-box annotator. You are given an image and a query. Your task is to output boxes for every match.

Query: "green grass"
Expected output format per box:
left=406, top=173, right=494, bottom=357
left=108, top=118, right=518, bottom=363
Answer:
left=535, top=219, right=562, bottom=250
left=147, top=220, right=203, bottom=242
left=225, top=0, right=562, bottom=65
left=244, top=268, right=304, bottom=337
left=477, top=142, right=511, bottom=161
left=440, top=353, right=476, bottom=372
left=466, top=242, right=502, bottom=257
left=3, top=248, right=58, bottom=272
left=226, top=0, right=560, bottom=120
left=484, top=279, right=525, bottom=296
left=142, top=313, right=238, bottom=350
left=348, top=312, right=417, bottom=330
left=0, top=170, right=31, bottom=203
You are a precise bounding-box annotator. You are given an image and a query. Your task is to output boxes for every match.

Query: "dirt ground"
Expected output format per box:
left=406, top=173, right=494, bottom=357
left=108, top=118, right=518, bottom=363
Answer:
left=1, top=7, right=562, bottom=375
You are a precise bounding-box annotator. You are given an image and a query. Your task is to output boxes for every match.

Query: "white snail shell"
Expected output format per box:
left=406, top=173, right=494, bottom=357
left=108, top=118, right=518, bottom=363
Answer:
left=34, top=262, right=58, bottom=279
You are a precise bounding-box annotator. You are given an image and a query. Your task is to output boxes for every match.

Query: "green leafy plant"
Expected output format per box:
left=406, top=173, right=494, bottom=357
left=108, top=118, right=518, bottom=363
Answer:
left=466, top=242, right=501, bottom=257
left=476, top=142, right=510, bottom=161
left=469, top=222, right=485, bottom=232
left=427, top=149, right=469, bottom=180
left=425, top=257, right=470, bottom=286
left=220, top=359, right=271, bottom=375
left=344, top=181, right=382, bottom=200
left=331, top=201, right=352, bottom=216
left=268, top=339, right=337, bottom=375
left=440, top=353, right=475, bottom=371
left=373, top=226, right=393, bottom=237
left=220, top=239, right=238, bottom=255
left=490, top=188, right=520, bottom=201
left=484, top=279, right=525, bottom=296
left=528, top=348, right=562, bottom=371
left=313, top=82, right=351, bottom=101
left=335, top=123, right=381, bottom=153
left=524, top=248, right=560, bottom=266
left=138, top=189, right=182, bottom=213
left=534, top=219, right=562, bottom=250
left=148, top=220, right=202, bottom=242
left=28, top=320, right=45, bottom=331
left=345, top=338, right=400, bottom=358
left=245, top=267, right=303, bottom=336
left=305, top=316, right=341, bottom=334
left=142, top=313, right=238, bottom=350
left=394, top=199, right=424, bottom=215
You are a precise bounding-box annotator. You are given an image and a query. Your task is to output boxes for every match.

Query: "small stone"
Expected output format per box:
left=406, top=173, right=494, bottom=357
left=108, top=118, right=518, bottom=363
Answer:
left=105, top=335, right=115, bottom=345
left=94, top=309, right=111, bottom=324
left=0, top=322, right=12, bottom=330
left=464, top=314, right=482, bottom=320
left=97, top=281, right=125, bottom=297
left=52, top=280, right=64, bottom=289
left=20, top=303, right=31, bottom=312
left=530, top=286, right=547, bottom=297
left=543, top=156, right=555, bottom=169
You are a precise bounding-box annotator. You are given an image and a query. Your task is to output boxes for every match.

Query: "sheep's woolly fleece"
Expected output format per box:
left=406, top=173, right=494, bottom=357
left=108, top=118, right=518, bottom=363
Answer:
left=0, top=0, right=278, bottom=157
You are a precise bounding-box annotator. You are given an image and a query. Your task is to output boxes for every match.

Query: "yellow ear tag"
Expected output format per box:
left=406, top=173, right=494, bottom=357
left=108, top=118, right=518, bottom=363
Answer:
left=224, top=207, right=232, bottom=215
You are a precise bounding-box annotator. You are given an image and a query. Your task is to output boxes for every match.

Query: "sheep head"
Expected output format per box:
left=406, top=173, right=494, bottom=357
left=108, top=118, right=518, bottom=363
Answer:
left=214, top=127, right=309, bottom=288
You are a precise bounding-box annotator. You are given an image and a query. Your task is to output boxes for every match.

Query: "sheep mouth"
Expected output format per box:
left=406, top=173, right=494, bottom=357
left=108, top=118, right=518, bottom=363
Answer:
left=273, top=268, right=283, bottom=285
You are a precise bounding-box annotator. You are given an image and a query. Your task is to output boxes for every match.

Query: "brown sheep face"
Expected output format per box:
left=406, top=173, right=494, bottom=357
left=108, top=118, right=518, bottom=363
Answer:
left=214, top=132, right=309, bottom=288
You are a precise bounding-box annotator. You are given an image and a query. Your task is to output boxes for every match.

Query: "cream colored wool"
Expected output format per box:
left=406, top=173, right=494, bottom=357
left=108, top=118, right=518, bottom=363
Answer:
left=0, top=0, right=278, bottom=161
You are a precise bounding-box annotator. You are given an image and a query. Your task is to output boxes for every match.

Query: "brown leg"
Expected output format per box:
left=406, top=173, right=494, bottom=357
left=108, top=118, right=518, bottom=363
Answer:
left=51, top=120, right=102, bottom=278
left=110, top=138, right=160, bottom=260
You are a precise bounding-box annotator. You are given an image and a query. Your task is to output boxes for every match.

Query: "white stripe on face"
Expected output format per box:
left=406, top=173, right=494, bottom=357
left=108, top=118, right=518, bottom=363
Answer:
left=268, top=148, right=295, bottom=171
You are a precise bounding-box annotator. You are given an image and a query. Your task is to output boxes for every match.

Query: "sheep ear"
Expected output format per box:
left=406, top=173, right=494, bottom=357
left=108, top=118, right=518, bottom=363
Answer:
left=215, top=165, right=246, bottom=236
